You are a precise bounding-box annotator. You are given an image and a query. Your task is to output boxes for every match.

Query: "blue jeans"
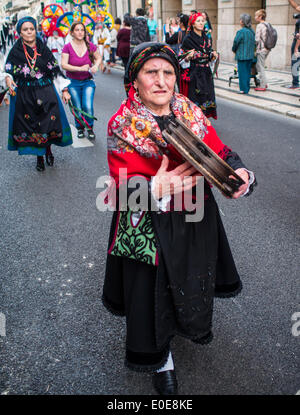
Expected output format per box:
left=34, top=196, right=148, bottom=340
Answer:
left=291, top=40, right=300, bottom=87
left=237, top=59, right=253, bottom=94
left=68, top=78, right=96, bottom=129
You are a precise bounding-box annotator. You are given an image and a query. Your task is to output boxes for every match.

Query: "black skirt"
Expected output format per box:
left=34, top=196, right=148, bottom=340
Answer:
left=188, top=64, right=217, bottom=119
left=102, top=194, right=242, bottom=372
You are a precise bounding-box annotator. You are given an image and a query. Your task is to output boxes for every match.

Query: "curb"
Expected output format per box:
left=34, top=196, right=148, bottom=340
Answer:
left=215, top=87, right=300, bottom=120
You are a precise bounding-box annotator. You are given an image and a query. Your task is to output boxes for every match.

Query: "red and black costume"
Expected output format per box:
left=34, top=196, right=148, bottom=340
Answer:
left=102, top=43, right=254, bottom=372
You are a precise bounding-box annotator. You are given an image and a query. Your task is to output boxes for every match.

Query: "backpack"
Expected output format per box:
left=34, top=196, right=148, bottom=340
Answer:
left=263, top=22, right=277, bottom=50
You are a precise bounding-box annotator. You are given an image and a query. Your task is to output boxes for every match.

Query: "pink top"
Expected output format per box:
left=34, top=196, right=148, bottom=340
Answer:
left=62, top=42, right=97, bottom=80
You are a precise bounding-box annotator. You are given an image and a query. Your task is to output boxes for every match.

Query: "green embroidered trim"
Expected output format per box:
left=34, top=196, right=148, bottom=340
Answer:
left=110, top=210, right=157, bottom=266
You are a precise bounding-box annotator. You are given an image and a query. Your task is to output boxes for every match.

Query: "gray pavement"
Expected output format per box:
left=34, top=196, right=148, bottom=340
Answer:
left=0, top=69, right=299, bottom=395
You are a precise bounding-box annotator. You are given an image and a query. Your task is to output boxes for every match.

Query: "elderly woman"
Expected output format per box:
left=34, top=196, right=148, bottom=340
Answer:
left=5, top=16, right=72, bottom=171
left=180, top=12, right=218, bottom=119
left=102, top=42, right=256, bottom=395
left=232, top=14, right=256, bottom=94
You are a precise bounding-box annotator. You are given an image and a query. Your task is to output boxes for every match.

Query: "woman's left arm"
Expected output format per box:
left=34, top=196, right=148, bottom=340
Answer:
left=90, top=49, right=102, bottom=74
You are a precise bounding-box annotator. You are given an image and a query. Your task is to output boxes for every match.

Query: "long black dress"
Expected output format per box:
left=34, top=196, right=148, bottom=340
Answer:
left=102, top=114, right=246, bottom=373
left=180, top=30, right=217, bottom=119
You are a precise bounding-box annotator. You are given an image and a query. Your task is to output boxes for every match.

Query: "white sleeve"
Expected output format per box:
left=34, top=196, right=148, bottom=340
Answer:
left=150, top=176, right=171, bottom=212
left=240, top=169, right=255, bottom=197
left=53, top=74, right=71, bottom=94
left=180, top=59, right=190, bottom=69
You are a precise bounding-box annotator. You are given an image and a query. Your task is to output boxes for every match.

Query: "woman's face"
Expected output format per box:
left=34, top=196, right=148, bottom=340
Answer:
left=193, top=16, right=205, bottom=32
left=71, top=24, right=86, bottom=40
left=20, top=22, right=36, bottom=43
left=133, top=58, right=176, bottom=112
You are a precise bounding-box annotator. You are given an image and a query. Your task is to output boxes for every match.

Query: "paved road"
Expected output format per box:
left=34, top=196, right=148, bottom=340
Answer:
left=0, top=69, right=299, bottom=395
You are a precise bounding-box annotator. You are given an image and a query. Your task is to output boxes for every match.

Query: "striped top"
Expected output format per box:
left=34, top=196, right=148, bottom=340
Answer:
left=232, top=27, right=255, bottom=61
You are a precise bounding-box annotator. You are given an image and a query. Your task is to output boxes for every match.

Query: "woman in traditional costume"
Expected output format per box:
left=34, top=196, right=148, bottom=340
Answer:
left=180, top=12, right=218, bottom=119
left=101, top=42, right=256, bottom=394
left=5, top=17, right=72, bottom=172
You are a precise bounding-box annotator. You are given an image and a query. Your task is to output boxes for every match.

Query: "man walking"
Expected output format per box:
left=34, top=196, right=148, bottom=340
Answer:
left=254, top=9, right=269, bottom=91
left=128, top=8, right=150, bottom=54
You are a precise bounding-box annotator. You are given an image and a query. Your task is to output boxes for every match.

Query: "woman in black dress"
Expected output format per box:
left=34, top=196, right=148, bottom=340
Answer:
left=5, top=16, right=72, bottom=171
left=180, top=12, right=218, bottom=119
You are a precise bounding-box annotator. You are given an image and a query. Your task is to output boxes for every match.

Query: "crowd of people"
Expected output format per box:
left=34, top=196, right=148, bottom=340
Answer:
left=0, top=3, right=298, bottom=396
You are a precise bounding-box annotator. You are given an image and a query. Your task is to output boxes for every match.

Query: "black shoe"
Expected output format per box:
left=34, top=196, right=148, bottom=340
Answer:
left=36, top=156, right=45, bottom=172
left=45, top=153, right=54, bottom=166
left=77, top=129, right=85, bottom=138
left=152, top=370, right=178, bottom=395
left=87, top=129, right=95, bottom=139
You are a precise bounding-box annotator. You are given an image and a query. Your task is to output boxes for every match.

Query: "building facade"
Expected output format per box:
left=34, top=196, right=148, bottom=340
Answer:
left=1, top=0, right=298, bottom=69
left=112, top=0, right=297, bottom=70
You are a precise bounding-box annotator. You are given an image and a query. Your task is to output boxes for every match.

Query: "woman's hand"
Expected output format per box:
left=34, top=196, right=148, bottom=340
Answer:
left=5, top=76, right=17, bottom=95
left=211, top=51, right=218, bottom=60
left=80, top=64, right=90, bottom=72
left=153, top=155, right=200, bottom=200
left=185, top=49, right=195, bottom=61
left=62, top=90, right=71, bottom=104
left=90, top=64, right=98, bottom=74
left=231, top=168, right=250, bottom=199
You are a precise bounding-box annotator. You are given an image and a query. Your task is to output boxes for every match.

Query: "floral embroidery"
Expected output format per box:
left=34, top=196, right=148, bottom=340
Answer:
left=131, top=117, right=151, bottom=138
left=5, top=63, right=12, bottom=71
left=108, top=87, right=209, bottom=157
left=51, top=115, right=56, bottom=121
left=21, top=65, right=30, bottom=76
left=24, top=114, right=30, bottom=119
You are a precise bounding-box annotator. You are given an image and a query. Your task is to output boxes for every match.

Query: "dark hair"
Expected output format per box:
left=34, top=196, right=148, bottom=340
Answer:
left=136, top=8, right=145, bottom=16
left=190, top=10, right=198, bottom=14
left=124, top=16, right=131, bottom=27
left=70, top=22, right=95, bottom=64
left=180, top=14, right=189, bottom=30
left=115, top=17, right=121, bottom=25
left=202, top=11, right=212, bottom=30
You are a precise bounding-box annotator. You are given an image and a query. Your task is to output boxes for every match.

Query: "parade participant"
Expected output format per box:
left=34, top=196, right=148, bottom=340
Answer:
left=47, top=30, right=65, bottom=67
left=5, top=16, right=72, bottom=172
left=94, top=23, right=111, bottom=74
left=116, top=16, right=131, bottom=70
left=232, top=14, right=256, bottom=94
left=180, top=13, right=218, bottom=119
left=102, top=42, right=256, bottom=395
left=61, top=22, right=101, bottom=139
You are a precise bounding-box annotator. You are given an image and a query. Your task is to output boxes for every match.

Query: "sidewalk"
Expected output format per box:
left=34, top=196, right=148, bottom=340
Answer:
left=113, top=60, right=300, bottom=120
left=214, top=61, right=300, bottom=119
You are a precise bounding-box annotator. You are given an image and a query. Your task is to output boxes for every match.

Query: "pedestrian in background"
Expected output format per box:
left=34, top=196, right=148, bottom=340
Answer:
left=110, top=18, right=120, bottom=66
left=5, top=16, right=72, bottom=171
left=254, top=9, right=269, bottom=91
left=128, top=8, right=150, bottom=53
left=290, top=13, right=300, bottom=88
left=232, top=14, right=255, bottom=94
left=147, top=12, right=158, bottom=42
left=165, top=14, right=189, bottom=55
left=117, top=16, right=131, bottom=70
left=202, top=11, right=213, bottom=40
left=61, top=22, right=101, bottom=139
